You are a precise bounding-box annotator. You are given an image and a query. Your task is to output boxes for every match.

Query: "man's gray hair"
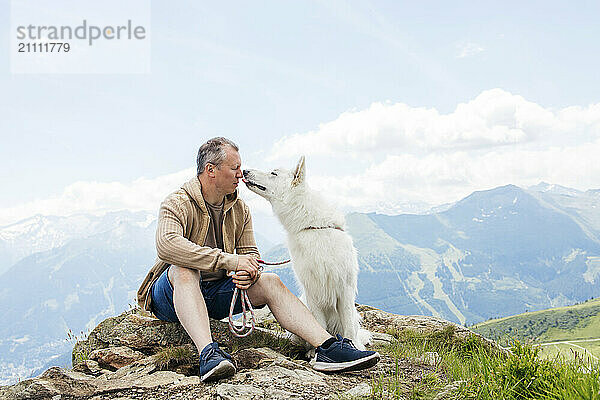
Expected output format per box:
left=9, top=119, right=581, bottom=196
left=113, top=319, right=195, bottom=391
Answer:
left=196, top=137, right=239, bottom=175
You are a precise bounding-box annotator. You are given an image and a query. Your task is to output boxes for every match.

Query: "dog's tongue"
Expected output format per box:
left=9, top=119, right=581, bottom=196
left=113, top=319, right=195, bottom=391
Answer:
left=242, top=178, right=247, bottom=183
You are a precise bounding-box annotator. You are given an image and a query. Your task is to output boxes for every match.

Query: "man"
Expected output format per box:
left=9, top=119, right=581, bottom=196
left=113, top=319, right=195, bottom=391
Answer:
left=137, top=137, right=379, bottom=382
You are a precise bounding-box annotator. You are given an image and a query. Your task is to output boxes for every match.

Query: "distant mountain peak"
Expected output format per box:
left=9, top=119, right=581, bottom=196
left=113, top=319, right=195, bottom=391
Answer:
left=0, top=213, right=47, bottom=230
left=452, top=184, right=527, bottom=209
left=528, top=182, right=583, bottom=196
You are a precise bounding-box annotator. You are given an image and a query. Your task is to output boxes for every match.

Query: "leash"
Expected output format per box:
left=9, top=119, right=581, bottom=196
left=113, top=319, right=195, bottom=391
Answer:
left=228, top=258, right=291, bottom=337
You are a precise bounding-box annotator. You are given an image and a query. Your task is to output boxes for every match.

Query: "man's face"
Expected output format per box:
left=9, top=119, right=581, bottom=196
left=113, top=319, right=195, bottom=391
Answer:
left=213, top=146, right=243, bottom=195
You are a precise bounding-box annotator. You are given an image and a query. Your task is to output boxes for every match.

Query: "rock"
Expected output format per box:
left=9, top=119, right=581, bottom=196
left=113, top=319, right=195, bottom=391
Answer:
left=232, top=347, right=307, bottom=371
left=357, top=304, right=504, bottom=353
left=249, top=304, right=275, bottom=325
left=343, top=382, right=372, bottom=397
left=434, top=380, right=465, bottom=400
left=172, top=375, right=201, bottom=386
left=95, top=312, right=193, bottom=350
left=130, top=370, right=188, bottom=389
left=74, top=308, right=305, bottom=368
left=233, top=347, right=278, bottom=370
left=265, top=388, right=304, bottom=399
left=215, top=383, right=264, bottom=399
left=2, top=304, right=501, bottom=399
left=414, top=351, right=441, bottom=366
left=90, top=356, right=158, bottom=393
left=90, top=345, right=147, bottom=369
left=72, top=359, right=110, bottom=376
left=371, top=331, right=395, bottom=346
left=241, top=364, right=326, bottom=386
left=0, top=367, right=97, bottom=400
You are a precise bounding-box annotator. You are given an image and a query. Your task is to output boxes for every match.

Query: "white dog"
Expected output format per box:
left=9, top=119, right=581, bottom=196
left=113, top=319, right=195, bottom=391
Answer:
left=243, top=156, right=371, bottom=350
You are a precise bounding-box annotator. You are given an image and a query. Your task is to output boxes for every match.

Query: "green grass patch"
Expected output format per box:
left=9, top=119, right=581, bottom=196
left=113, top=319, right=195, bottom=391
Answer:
left=538, top=314, right=600, bottom=343
left=153, top=345, right=195, bottom=370
left=228, top=326, right=307, bottom=359
left=371, top=327, right=600, bottom=399
left=67, top=327, right=92, bottom=366
left=384, top=325, right=491, bottom=359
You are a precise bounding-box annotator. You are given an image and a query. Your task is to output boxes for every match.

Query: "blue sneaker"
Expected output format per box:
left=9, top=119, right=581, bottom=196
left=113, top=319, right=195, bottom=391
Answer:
left=199, top=342, right=236, bottom=382
left=311, top=335, right=380, bottom=372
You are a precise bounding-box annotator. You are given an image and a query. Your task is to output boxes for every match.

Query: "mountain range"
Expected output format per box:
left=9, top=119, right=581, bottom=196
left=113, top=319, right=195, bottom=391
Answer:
left=1, top=182, right=600, bottom=384
left=342, top=183, right=600, bottom=326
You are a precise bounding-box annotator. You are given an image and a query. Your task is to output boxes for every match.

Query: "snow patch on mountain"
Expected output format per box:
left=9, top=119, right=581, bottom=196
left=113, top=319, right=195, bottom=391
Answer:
left=64, top=292, right=80, bottom=311
left=583, top=256, right=600, bottom=284
left=528, top=182, right=584, bottom=197
left=563, top=248, right=585, bottom=263
left=0, top=211, right=156, bottom=276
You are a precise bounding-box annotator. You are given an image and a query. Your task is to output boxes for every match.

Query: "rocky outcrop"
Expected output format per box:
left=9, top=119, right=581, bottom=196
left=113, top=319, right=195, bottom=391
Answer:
left=357, top=304, right=506, bottom=353
left=0, top=305, right=501, bottom=399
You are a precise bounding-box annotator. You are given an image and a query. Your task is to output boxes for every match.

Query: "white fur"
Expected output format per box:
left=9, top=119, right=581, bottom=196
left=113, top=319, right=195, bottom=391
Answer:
left=243, top=157, right=371, bottom=350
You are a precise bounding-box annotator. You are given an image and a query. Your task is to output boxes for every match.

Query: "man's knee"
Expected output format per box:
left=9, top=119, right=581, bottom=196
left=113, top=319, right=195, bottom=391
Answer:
left=257, top=273, right=285, bottom=291
left=248, top=273, right=284, bottom=306
left=168, top=265, right=200, bottom=287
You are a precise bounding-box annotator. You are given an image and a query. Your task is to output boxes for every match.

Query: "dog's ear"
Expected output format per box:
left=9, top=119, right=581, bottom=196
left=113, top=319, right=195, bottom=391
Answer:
left=291, top=156, right=305, bottom=187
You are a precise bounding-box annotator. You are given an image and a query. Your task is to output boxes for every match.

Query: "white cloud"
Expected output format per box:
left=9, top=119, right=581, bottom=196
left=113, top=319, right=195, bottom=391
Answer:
left=268, top=89, right=600, bottom=211
left=0, top=163, right=280, bottom=228
left=456, top=41, right=485, bottom=58
left=270, top=89, right=590, bottom=160
left=2, top=89, right=599, bottom=224
left=0, top=169, right=194, bottom=226
left=307, top=140, right=600, bottom=210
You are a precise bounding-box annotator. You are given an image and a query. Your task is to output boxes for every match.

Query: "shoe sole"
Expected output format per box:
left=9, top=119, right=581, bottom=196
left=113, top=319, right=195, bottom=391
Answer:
left=311, top=352, right=380, bottom=373
left=200, top=360, right=236, bottom=382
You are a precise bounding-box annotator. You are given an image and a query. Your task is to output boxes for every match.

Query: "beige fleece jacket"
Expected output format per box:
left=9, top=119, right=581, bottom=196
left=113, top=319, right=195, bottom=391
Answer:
left=136, top=176, right=260, bottom=312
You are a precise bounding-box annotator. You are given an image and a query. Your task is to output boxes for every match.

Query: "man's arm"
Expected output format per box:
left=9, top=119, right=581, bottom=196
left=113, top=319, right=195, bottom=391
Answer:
left=156, top=199, right=238, bottom=272
left=232, top=204, right=262, bottom=289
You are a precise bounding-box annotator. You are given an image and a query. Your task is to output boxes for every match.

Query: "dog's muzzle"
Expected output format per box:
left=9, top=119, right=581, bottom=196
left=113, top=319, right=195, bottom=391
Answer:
left=241, top=171, right=266, bottom=191
left=243, top=180, right=266, bottom=191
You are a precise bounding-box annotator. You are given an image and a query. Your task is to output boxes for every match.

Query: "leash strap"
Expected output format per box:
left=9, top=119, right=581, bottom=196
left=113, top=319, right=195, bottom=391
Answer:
left=227, top=258, right=291, bottom=337
left=256, top=258, right=291, bottom=265
left=228, top=287, right=255, bottom=337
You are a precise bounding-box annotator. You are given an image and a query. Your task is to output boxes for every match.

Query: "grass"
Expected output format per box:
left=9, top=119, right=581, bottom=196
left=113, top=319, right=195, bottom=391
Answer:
left=66, top=327, right=92, bottom=366
left=228, top=326, right=307, bottom=359
left=538, top=315, right=600, bottom=343
left=153, top=345, right=195, bottom=370
left=369, top=326, right=600, bottom=399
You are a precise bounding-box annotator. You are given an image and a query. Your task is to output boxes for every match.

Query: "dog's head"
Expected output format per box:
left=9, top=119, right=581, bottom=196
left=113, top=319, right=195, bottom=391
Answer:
left=242, top=156, right=306, bottom=201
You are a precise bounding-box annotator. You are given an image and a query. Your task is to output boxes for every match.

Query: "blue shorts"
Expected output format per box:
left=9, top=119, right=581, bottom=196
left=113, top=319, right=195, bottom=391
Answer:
left=150, top=265, right=266, bottom=322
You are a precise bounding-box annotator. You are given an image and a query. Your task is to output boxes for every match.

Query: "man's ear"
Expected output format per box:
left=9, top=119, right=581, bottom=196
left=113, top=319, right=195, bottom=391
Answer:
left=291, top=156, right=305, bottom=187
left=205, top=163, right=216, bottom=177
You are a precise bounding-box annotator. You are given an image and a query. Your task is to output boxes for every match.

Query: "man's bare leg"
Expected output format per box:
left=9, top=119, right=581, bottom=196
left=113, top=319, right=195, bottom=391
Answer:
left=168, top=265, right=213, bottom=353
left=247, top=273, right=331, bottom=347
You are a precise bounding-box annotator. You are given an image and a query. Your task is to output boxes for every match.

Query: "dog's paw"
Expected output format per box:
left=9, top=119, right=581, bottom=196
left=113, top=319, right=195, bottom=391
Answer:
left=358, top=328, right=373, bottom=348
left=305, top=347, right=316, bottom=360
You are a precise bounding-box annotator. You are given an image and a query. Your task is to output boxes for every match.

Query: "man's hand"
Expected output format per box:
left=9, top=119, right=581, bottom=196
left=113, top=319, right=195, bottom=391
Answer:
left=231, top=270, right=260, bottom=290
left=235, top=254, right=259, bottom=280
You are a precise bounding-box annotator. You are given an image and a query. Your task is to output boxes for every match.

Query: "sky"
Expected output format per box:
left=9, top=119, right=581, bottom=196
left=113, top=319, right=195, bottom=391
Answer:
left=1, top=0, right=600, bottom=226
